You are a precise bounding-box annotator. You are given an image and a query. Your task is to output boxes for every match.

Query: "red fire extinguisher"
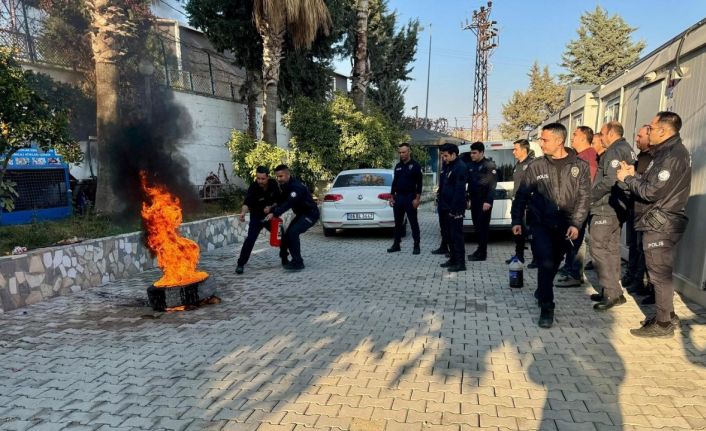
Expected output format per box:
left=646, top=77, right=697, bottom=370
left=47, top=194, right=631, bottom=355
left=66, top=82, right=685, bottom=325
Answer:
left=269, top=217, right=284, bottom=247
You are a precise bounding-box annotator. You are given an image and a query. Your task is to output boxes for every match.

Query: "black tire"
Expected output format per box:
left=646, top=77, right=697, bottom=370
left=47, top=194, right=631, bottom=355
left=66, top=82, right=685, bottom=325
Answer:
left=323, top=226, right=336, bottom=237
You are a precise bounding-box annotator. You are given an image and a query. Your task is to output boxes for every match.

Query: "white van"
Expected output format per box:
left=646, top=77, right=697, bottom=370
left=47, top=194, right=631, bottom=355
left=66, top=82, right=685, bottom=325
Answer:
left=458, top=140, right=543, bottom=232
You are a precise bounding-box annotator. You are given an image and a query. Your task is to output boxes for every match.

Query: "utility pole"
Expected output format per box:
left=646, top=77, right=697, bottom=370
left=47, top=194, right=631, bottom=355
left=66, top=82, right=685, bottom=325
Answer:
left=424, top=23, right=432, bottom=122
left=463, top=1, right=498, bottom=142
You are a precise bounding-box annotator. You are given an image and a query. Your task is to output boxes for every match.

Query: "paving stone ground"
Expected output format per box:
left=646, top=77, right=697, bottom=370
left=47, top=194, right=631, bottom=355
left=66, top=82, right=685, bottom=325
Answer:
left=1, top=205, right=706, bottom=431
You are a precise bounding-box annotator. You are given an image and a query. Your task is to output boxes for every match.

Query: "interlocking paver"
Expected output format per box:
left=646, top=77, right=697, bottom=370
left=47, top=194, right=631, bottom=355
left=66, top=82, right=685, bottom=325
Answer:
left=1, top=206, right=706, bottom=430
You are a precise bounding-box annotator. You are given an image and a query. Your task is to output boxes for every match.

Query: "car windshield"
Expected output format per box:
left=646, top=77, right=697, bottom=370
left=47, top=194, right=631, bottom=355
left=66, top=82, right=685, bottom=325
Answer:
left=333, top=173, right=392, bottom=187
left=460, top=149, right=515, bottom=182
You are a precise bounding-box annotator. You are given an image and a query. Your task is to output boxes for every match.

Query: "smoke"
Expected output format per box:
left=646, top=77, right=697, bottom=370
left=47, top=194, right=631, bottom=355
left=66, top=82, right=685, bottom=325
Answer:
left=103, top=84, right=200, bottom=220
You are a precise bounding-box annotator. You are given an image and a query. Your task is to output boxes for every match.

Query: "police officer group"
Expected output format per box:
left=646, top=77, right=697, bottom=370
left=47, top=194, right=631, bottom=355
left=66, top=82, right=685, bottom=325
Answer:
left=234, top=111, right=691, bottom=339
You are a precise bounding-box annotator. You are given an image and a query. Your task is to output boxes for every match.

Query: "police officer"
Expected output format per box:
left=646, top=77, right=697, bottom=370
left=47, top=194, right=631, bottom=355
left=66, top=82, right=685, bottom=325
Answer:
left=431, top=162, right=450, bottom=256
left=466, top=141, right=497, bottom=261
left=264, top=164, right=320, bottom=271
left=624, top=125, right=653, bottom=298
left=388, top=143, right=423, bottom=254
left=235, top=166, right=280, bottom=274
left=437, top=143, right=468, bottom=272
left=511, top=123, right=591, bottom=328
left=506, top=139, right=535, bottom=264
left=617, top=111, right=691, bottom=338
left=590, top=121, right=635, bottom=311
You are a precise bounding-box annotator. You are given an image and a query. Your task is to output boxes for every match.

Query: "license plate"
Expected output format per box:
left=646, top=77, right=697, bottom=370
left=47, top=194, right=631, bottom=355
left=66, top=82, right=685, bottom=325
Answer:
left=347, top=212, right=374, bottom=220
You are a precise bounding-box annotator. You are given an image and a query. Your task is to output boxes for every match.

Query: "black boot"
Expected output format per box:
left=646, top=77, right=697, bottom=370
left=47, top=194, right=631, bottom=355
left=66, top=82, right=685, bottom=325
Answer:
left=431, top=246, right=448, bottom=255
left=413, top=243, right=420, bottom=255
left=387, top=243, right=401, bottom=253
left=538, top=303, right=555, bottom=328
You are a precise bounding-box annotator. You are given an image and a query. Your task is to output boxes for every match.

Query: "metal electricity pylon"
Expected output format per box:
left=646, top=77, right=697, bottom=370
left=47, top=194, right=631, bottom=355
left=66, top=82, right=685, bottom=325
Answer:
left=463, top=1, right=498, bottom=142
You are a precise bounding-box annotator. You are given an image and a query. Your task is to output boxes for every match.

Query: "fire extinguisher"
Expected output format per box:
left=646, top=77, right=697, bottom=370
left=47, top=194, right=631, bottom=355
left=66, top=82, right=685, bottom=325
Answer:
left=269, top=217, right=284, bottom=247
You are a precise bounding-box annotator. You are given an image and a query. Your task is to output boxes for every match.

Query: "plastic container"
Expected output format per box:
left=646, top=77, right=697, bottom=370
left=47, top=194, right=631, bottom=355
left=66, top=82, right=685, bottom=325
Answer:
left=509, top=256, right=524, bottom=288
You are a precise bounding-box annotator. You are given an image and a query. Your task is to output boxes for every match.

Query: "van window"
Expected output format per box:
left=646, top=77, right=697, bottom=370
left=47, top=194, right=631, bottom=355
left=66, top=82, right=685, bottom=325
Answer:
left=460, top=149, right=515, bottom=182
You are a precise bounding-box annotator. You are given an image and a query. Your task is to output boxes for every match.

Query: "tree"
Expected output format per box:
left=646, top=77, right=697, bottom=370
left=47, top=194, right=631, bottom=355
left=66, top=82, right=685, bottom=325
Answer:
left=500, top=62, right=565, bottom=140
left=350, top=0, right=369, bottom=111
left=561, top=6, right=645, bottom=85
left=0, top=48, right=80, bottom=211
left=358, top=0, right=419, bottom=123
left=253, top=0, right=332, bottom=146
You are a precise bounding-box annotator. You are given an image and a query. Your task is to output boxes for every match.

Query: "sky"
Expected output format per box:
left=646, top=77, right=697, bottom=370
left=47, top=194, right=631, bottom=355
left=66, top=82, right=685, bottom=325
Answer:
left=341, top=0, right=706, bottom=130
left=155, top=0, right=706, bottom=130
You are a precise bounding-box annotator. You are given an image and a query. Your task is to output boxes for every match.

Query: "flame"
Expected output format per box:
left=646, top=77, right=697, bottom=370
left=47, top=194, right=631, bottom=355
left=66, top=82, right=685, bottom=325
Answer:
left=140, top=170, right=208, bottom=288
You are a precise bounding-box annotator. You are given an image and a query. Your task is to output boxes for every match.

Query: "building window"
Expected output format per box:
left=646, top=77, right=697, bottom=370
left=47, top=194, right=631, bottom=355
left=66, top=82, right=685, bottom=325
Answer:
left=603, top=97, right=620, bottom=123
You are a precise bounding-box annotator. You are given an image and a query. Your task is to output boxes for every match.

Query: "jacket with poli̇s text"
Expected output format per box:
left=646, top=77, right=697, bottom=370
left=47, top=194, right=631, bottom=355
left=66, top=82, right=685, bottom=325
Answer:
left=590, top=137, right=635, bottom=218
left=624, top=134, right=691, bottom=233
left=243, top=179, right=281, bottom=219
left=511, top=151, right=591, bottom=230
left=438, top=158, right=468, bottom=215
left=512, top=151, right=535, bottom=195
left=273, top=177, right=319, bottom=219
left=467, top=158, right=497, bottom=204
left=391, top=159, right=423, bottom=196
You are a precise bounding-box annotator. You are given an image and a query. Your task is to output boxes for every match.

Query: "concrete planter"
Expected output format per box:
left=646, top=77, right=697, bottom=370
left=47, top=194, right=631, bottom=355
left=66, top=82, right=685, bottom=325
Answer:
left=0, top=215, right=246, bottom=313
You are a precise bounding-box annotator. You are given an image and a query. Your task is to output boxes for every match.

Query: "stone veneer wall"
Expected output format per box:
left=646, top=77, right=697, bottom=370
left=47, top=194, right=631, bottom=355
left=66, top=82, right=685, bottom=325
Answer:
left=0, top=215, right=247, bottom=313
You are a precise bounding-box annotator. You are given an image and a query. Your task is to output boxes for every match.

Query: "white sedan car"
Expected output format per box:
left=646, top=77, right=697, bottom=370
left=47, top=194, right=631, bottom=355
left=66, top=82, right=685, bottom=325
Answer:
left=320, top=169, right=395, bottom=236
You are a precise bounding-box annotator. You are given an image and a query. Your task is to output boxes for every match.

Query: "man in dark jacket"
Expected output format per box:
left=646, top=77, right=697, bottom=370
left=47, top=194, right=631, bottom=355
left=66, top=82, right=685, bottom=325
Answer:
left=438, top=143, right=468, bottom=272
left=618, top=111, right=691, bottom=338
left=467, top=141, right=497, bottom=261
left=512, top=123, right=591, bottom=328
left=623, top=125, right=654, bottom=298
left=388, top=143, right=423, bottom=254
left=590, top=121, right=636, bottom=311
left=506, top=139, right=535, bottom=264
left=265, top=165, right=320, bottom=271
left=235, top=166, right=281, bottom=274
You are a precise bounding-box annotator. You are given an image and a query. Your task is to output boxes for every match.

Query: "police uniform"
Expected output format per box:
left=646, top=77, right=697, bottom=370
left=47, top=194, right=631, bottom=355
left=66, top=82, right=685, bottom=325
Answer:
left=438, top=157, right=468, bottom=270
left=434, top=163, right=450, bottom=254
left=511, top=152, right=591, bottom=313
left=467, top=157, right=497, bottom=259
left=625, top=149, right=654, bottom=290
left=623, top=133, right=691, bottom=327
left=390, top=158, right=423, bottom=249
left=589, top=137, right=635, bottom=303
left=272, top=177, right=320, bottom=268
left=237, top=179, right=280, bottom=268
left=511, top=152, right=535, bottom=261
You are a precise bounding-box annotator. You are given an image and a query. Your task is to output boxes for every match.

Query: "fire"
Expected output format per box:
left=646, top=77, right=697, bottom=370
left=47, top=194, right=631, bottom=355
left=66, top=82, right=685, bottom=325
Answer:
left=140, top=170, right=208, bottom=288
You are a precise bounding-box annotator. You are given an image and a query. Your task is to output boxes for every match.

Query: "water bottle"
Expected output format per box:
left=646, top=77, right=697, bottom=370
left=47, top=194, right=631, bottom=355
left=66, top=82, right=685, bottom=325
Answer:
left=509, top=256, right=523, bottom=288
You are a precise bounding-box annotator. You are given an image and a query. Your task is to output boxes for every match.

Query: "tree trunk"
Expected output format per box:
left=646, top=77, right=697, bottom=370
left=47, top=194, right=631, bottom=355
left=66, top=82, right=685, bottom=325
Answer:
left=260, top=26, right=284, bottom=146
left=245, top=69, right=259, bottom=139
left=89, top=0, right=123, bottom=215
left=93, top=60, right=121, bottom=214
left=351, top=0, right=369, bottom=111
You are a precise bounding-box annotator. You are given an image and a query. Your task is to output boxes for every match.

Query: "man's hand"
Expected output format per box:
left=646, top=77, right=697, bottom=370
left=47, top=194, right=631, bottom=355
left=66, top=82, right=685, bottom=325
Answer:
left=512, top=225, right=522, bottom=236
left=566, top=226, right=579, bottom=241
left=412, top=197, right=420, bottom=209
left=264, top=213, right=274, bottom=222
left=389, top=197, right=395, bottom=207
left=617, top=161, right=635, bottom=182
left=482, top=202, right=492, bottom=212
left=239, top=213, right=246, bottom=223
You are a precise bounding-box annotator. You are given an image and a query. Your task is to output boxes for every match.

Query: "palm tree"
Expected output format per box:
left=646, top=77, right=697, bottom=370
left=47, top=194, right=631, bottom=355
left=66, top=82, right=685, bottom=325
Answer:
left=351, top=0, right=369, bottom=111
left=254, top=0, right=332, bottom=146
left=87, top=0, right=136, bottom=214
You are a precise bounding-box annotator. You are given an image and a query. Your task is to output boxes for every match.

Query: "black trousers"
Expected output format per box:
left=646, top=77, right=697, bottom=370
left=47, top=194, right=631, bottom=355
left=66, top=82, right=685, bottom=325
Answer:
left=438, top=208, right=450, bottom=250
left=445, top=213, right=465, bottom=266
left=280, top=213, right=318, bottom=265
left=531, top=224, right=571, bottom=306
left=237, top=216, right=270, bottom=266
left=590, top=214, right=622, bottom=299
left=643, top=231, right=682, bottom=323
left=562, top=221, right=587, bottom=280
left=627, top=215, right=647, bottom=283
left=393, top=193, right=420, bottom=245
left=470, top=200, right=491, bottom=256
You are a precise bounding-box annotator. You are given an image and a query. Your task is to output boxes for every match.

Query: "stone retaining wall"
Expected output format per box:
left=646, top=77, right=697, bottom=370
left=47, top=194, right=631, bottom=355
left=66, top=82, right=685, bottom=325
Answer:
left=0, top=215, right=246, bottom=313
